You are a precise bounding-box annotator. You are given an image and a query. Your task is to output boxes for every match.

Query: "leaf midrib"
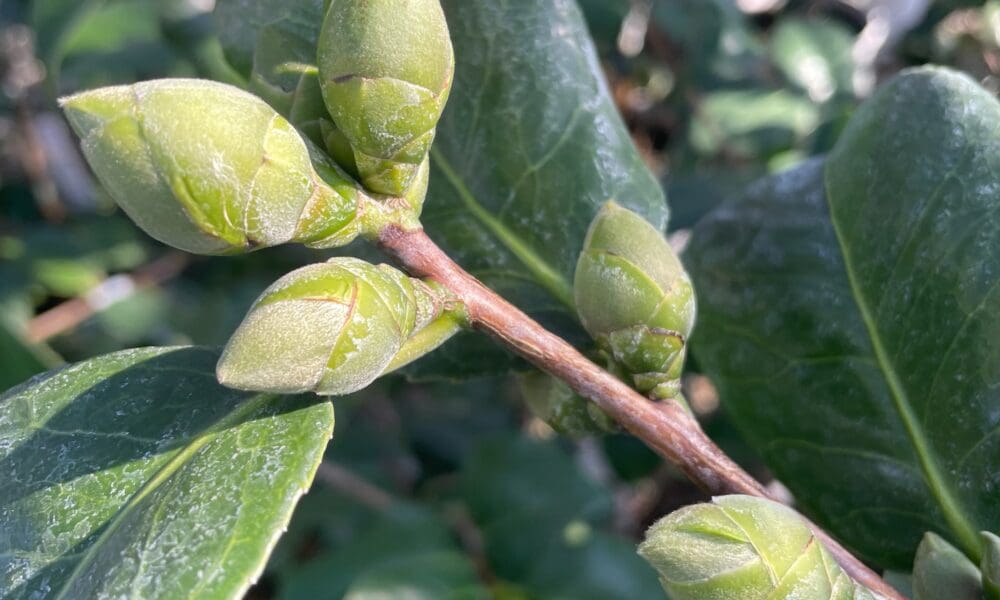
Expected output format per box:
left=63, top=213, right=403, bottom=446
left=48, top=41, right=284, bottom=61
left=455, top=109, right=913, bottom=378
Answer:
left=826, top=188, right=982, bottom=560
left=430, top=147, right=575, bottom=310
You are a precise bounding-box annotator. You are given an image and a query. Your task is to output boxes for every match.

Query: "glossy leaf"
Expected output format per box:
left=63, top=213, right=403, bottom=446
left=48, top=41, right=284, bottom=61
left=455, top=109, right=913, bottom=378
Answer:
left=412, top=0, right=668, bottom=377
left=0, top=346, right=334, bottom=599
left=685, top=68, right=1000, bottom=567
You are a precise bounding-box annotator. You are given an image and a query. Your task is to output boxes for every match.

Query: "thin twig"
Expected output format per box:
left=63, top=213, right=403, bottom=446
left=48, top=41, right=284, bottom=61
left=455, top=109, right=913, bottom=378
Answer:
left=26, top=252, right=190, bottom=343
left=314, top=462, right=394, bottom=511
left=377, top=225, right=902, bottom=600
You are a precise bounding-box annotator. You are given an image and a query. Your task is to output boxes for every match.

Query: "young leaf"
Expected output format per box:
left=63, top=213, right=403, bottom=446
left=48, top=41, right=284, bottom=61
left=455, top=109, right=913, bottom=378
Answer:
left=639, top=495, right=875, bottom=600
left=412, top=0, right=668, bottom=378
left=685, top=67, right=1000, bottom=567
left=912, top=532, right=982, bottom=600
left=0, top=347, right=334, bottom=599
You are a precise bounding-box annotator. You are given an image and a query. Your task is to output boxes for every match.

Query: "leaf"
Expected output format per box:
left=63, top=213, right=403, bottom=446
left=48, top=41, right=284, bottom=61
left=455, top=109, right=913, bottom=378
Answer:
left=0, top=322, right=59, bottom=392
left=412, top=0, right=668, bottom=378
left=0, top=346, right=334, bottom=599
left=278, top=504, right=482, bottom=599
left=685, top=67, right=1000, bottom=568
left=459, top=435, right=661, bottom=599
left=213, top=0, right=325, bottom=79
left=342, top=552, right=485, bottom=600
left=769, top=17, right=855, bottom=102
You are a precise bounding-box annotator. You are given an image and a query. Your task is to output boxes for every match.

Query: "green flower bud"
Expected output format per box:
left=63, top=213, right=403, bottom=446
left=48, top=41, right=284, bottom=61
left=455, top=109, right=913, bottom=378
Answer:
left=912, top=532, right=983, bottom=600
left=639, top=495, right=875, bottom=600
left=61, top=78, right=359, bottom=255
left=574, top=202, right=696, bottom=400
left=518, top=372, right=617, bottom=437
left=317, top=0, right=454, bottom=196
left=218, top=257, right=456, bottom=396
left=982, top=532, right=1000, bottom=599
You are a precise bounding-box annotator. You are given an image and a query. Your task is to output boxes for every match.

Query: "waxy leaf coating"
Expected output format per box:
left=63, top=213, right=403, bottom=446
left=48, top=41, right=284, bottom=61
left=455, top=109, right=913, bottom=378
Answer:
left=639, top=495, right=875, bottom=600
left=318, top=0, right=454, bottom=196
left=218, top=257, right=453, bottom=396
left=0, top=347, right=333, bottom=599
left=575, top=202, right=695, bottom=399
left=62, top=78, right=359, bottom=255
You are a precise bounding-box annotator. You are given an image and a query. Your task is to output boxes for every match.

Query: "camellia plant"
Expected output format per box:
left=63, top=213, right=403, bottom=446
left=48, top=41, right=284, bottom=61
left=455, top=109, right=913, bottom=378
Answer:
left=1, top=1, right=998, bottom=599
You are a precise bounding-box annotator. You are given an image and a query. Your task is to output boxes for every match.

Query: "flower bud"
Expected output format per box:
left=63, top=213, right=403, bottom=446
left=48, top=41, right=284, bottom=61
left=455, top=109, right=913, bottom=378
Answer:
left=982, top=532, right=1000, bottom=599
left=61, top=78, right=359, bottom=255
left=518, top=372, right=617, bottom=437
left=217, top=257, right=452, bottom=396
left=913, top=532, right=983, bottom=600
left=317, top=0, right=454, bottom=196
left=574, top=202, right=696, bottom=400
left=639, top=495, right=875, bottom=600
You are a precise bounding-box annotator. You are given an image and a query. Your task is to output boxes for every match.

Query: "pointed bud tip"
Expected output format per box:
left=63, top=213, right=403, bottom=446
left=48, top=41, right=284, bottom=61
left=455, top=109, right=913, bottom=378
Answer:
left=58, top=85, right=134, bottom=138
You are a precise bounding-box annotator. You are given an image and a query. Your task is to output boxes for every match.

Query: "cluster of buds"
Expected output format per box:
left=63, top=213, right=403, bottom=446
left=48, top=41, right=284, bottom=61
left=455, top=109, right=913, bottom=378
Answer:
left=61, top=1, right=459, bottom=394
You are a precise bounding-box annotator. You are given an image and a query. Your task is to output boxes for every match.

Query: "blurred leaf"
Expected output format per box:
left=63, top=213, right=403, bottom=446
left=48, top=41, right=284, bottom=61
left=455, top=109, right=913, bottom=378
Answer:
left=685, top=68, right=1000, bottom=568
left=651, top=0, right=764, bottom=85
left=770, top=17, right=855, bottom=103
left=690, top=89, right=820, bottom=159
left=343, top=552, right=486, bottom=600
left=414, top=0, right=668, bottom=379
left=0, top=346, right=333, bottom=599
left=279, top=504, right=471, bottom=600
left=0, top=322, right=59, bottom=392
left=459, top=435, right=660, bottom=598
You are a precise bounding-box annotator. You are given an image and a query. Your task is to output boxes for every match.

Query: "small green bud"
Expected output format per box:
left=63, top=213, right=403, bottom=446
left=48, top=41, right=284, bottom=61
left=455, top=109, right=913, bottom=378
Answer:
left=639, top=495, right=875, bottom=600
left=317, top=0, right=454, bottom=196
left=217, top=257, right=452, bottom=395
left=518, top=372, right=617, bottom=437
left=912, top=532, right=983, bottom=600
left=982, top=531, right=1000, bottom=599
left=61, top=78, right=359, bottom=255
left=574, top=202, right=696, bottom=400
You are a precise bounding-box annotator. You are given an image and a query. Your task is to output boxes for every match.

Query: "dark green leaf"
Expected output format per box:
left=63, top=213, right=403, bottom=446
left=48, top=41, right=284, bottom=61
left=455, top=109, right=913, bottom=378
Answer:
left=0, top=322, right=59, bottom=392
left=414, top=0, right=667, bottom=377
left=0, top=346, right=333, bottom=598
left=460, top=435, right=660, bottom=599
left=685, top=67, right=1000, bottom=568
left=342, top=552, right=485, bottom=600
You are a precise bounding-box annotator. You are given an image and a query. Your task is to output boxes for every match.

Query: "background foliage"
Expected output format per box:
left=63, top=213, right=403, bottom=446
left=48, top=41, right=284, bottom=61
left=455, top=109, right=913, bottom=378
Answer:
left=1, top=0, right=998, bottom=597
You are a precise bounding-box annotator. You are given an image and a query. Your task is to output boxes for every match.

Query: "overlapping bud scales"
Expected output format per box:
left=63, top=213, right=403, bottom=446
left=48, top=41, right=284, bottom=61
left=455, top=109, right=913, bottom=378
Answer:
left=217, top=257, right=456, bottom=396
left=983, top=532, right=1000, bottom=599
left=574, top=202, right=696, bottom=400
left=318, top=0, right=454, bottom=196
left=61, top=79, right=359, bottom=255
left=639, top=496, right=876, bottom=600
left=912, top=532, right=983, bottom=600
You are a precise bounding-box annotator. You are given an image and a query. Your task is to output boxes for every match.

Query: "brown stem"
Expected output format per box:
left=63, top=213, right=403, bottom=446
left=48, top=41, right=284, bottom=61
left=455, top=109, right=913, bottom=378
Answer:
left=378, top=225, right=902, bottom=600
